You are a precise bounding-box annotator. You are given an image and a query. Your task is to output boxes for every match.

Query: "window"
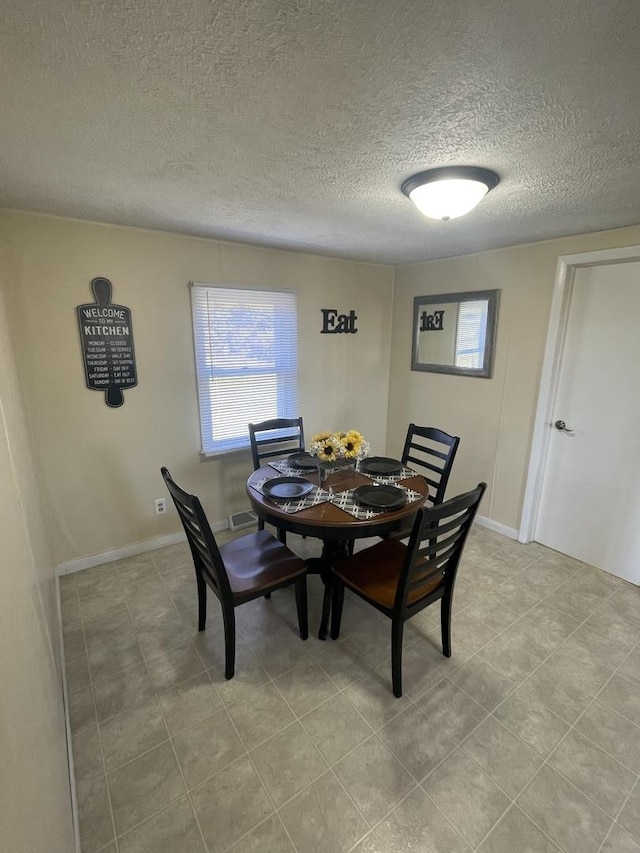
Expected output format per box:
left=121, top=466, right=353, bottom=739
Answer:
left=191, top=284, right=299, bottom=456
left=455, top=300, right=488, bottom=369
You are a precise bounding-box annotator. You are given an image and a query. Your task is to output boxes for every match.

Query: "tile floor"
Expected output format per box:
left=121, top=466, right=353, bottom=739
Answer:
left=59, top=525, right=640, bottom=853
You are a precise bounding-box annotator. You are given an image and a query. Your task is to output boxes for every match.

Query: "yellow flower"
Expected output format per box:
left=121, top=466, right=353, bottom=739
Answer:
left=342, top=430, right=365, bottom=458
left=309, top=429, right=369, bottom=462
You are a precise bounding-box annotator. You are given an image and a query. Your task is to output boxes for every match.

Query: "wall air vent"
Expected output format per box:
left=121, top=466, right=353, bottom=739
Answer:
left=228, top=510, right=258, bottom=531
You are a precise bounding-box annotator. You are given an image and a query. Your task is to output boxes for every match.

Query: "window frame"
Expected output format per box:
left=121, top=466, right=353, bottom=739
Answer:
left=190, top=283, right=299, bottom=457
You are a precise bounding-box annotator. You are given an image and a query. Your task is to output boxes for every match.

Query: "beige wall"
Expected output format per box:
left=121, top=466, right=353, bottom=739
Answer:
left=389, top=224, right=640, bottom=531
left=1, top=210, right=393, bottom=566
left=0, top=287, right=74, bottom=851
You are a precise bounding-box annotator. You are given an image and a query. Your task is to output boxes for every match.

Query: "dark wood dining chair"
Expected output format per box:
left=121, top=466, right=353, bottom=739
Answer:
left=161, top=467, right=308, bottom=679
left=248, top=417, right=305, bottom=472
left=248, top=417, right=305, bottom=543
left=402, top=424, right=460, bottom=507
left=330, top=482, right=486, bottom=697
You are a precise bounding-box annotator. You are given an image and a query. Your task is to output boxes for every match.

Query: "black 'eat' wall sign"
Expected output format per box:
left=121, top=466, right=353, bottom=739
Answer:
left=77, top=277, right=138, bottom=408
left=320, top=308, right=358, bottom=334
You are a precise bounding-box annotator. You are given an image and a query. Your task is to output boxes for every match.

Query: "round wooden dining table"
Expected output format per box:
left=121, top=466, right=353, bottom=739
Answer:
left=246, top=462, right=428, bottom=638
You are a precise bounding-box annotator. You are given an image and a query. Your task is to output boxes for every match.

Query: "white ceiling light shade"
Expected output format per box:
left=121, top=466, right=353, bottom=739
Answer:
left=401, top=166, right=499, bottom=221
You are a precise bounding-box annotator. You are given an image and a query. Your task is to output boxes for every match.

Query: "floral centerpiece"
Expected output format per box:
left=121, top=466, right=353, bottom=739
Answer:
left=309, top=429, right=371, bottom=468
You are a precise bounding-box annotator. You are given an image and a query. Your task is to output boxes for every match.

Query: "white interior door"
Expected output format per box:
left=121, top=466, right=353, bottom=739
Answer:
left=535, top=260, right=640, bottom=584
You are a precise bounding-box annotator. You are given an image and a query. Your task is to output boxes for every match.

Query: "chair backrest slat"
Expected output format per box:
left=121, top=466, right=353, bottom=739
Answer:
left=401, top=424, right=460, bottom=506
left=248, top=417, right=305, bottom=471
left=161, top=467, right=232, bottom=602
left=395, top=483, right=486, bottom=613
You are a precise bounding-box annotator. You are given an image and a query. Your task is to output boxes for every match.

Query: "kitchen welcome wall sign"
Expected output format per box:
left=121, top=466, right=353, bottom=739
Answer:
left=77, top=277, right=138, bottom=407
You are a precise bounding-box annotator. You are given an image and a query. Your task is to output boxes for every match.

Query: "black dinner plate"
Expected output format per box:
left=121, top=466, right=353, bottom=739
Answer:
left=352, top=484, right=407, bottom=510
left=263, top=477, right=314, bottom=501
left=359, top=456, right=403, bottom=475
left=287, top=452, right=318, bottom=471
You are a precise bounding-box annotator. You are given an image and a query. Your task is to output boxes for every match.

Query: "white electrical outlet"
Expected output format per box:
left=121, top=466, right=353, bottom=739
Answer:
left=154, top=498, right=167, bottom=515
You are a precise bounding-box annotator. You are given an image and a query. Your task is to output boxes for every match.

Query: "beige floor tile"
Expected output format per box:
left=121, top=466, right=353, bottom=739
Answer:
left=173, top=707, right=245, bottom=788
left=190, top=756, right=273, bottom=853
left=226, top=814, right=295, bottom=853
left=375, top=787, right=470, bottom=853
left=117, top=796, right=206, bottom=853
left=618, top=781, right=640, bottom=844
left=69, top=683, right=97, bottom=733
left=602, top=822, right=640, bottom=853
left=560, top=624, right=635, bottom=671
left=478, top=633, right=542, bottom=684
left=449, top=657, right=517, bottom=711
left=618, top=645, right=640, bottom=687
left=156, top=670, right=221, bottom=736
left=99, top=697, right=168, bottom=772
left=548, top=729, right=636, bottom=817
left=349, top=833, right=389, bottom=853
left=93, top=662, right=156, bottom=722
left=587, top=601, right=640, bottom=647
left=463, top=596, right=518, bottom=633
left=107, top=741, right=185, bottom=836
left=460, top=716, right=542, bottom=798
left=314, top=639, right=378, bottom=690
left=226, top=682, right=296, bottom=749
left=416, top=678, right=488, bottom=744
left=333, top=736, right=414, bottom=824
left=422, top=749, right=510, bottom=848
left=144, top=640, right=205, bottom=691
left=301, top=692, right=373, bottom=765
left=378, top=704, right=456, bottom=782
left=279, top=770, right=369, bottom=853
left=76, top=774, right=115, bottom=853
left=274, top=659, right=338, bottom=716
left=599, top=673, right=640, bottom=722
left=72, top=725, right=104, bottom=787
left=250, top=721, right=327, bottom=806
left=493, top=689, right=569, bottom=757
left=575, top=699, right=640, bottom=773
left=343, top=674, right=413, bottom=729
left=517, top=764, right=612, bottom=853
left=520, top=661, right=596, bottom=724
left=64, top=538, right=640, bottom=853
left=477, top=805, right=561, bottom=852
left=397, top=636, right=473, bottom=700
left=492, top=576, right=547, bottom=614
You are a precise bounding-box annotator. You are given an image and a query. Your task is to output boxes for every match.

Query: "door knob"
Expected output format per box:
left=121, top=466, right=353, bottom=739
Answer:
left=554, top=420, right=575, bottom=434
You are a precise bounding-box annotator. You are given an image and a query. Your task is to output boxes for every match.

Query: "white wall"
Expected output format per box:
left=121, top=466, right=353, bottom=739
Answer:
left=389, top=223, right=640, bottom=533
left=2, top=210, right=394, bottom=567
left=0, top=286, right=74, bottom=852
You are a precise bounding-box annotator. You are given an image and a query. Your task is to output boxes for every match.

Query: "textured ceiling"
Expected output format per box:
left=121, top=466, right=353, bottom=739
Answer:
left=2, top=0, right=640, bottom=263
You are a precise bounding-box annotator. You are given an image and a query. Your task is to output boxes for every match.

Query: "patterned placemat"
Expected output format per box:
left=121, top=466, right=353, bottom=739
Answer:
left=329, top=484, right=424, bottom=520
left=250, top=477, right=332, bottom=514
left=358, top=465, right=416, bottom=484
left=269, top=458, right=320, bottom=477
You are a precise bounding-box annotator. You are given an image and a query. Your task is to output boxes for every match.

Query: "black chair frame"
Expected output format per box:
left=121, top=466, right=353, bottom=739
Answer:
left=331, top=482, right=486, bottom=697
left=402, top=424, right=460, bottom=507
left=161, top=467, right=308, bottom=679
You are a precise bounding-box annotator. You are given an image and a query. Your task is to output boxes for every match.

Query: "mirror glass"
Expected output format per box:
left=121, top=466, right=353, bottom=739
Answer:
left=411, top=289, right=499, bottom=377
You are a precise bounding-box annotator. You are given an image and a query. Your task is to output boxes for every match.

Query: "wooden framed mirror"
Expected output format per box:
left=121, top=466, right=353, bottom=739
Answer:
left=411, top=289, right=500, bottom=378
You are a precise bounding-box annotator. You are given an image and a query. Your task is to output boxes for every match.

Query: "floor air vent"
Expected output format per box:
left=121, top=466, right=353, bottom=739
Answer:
left=228, top=510, right=258, bottom=531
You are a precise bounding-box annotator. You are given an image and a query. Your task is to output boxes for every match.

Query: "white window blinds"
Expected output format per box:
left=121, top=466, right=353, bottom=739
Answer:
left=191, top=285, right=299, bottom=456
left=455, top=300, right=488, bottom=369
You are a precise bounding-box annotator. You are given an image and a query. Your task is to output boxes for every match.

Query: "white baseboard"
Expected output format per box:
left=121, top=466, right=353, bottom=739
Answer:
left=475, top=514, right=518, bottom=541
left=56, top=520, right=229, bottom=575
left=56, top=579, right=81, bottom=852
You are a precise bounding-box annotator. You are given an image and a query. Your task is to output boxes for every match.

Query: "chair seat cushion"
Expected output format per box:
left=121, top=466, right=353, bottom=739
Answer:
left=333, top=538, right=444, bottom=610
left=221, top=529, right=306, bottom=596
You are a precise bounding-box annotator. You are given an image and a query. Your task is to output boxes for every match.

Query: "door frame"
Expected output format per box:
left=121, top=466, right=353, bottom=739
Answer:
left=519, top=243, right=640, bottom=543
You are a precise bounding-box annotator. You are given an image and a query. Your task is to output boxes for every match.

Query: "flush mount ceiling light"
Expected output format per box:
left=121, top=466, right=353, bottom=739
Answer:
left=401, top=166, right=499, bottom=221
